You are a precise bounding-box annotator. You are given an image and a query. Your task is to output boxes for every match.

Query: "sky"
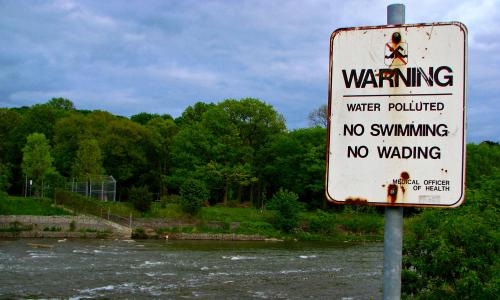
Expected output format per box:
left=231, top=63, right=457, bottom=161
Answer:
left=0, top=0, right=498, bottom=143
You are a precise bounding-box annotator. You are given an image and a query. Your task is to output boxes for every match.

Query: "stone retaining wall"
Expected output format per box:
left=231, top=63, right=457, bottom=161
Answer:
left=131, top=218, right=198, bottom=229
left=164, top=233, right=266, bottom=241
left=0, top=215, right=128, bottom=239
left=0, top=231, right=102, bottom=239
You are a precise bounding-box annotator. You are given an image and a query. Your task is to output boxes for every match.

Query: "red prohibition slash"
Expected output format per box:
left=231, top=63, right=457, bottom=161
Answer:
left=385, top=43, right=407, bottom=65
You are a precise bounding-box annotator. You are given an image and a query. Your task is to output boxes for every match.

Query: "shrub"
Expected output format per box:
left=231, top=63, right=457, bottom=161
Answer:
left=402, top=208, right=499, bottom=298
left=308, top=210, right=337, bottom=234
left=43, top=169, right=66, bottom=199
left=128, top=185, right=153, bottom=212
left=132, top=228, right=148, bottom=239
left=180, top=179, right=209, bottom=215
left=0, top=163, right=12, bottom=192
left=159, top=194, right=182, bottom=208
left=338, top=214, right=382, bottom=234
left=267, top=189, right=304, bottom=232
left=69, top=220, right=76, bottom=231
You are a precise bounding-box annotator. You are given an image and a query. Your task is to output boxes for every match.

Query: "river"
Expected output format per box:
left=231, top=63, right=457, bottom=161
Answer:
left=0, top=239, right=383, bottom=299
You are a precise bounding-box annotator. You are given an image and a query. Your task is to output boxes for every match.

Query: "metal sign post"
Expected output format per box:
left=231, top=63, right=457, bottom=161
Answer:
left=325, top=2, right=467, bottom=299
left=383, top=5, right=405, bottom=300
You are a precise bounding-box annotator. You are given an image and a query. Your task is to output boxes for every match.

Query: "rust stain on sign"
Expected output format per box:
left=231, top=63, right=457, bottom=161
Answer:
left=386, top=172, right=411, bottom=204
left=345, top=197, right=368, bottom=205
left=387, top=184, right=398, bottom=203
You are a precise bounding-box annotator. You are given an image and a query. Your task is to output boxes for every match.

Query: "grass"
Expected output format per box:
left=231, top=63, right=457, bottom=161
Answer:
left=145, top=203, right=383, bottom=240
left=55, top=190, right=138, bottom=218
left=0, top=195, right=71, bottom=216
left=144, top=202, right=187, bottom=219
left=51, top=191, right=385, bottom=241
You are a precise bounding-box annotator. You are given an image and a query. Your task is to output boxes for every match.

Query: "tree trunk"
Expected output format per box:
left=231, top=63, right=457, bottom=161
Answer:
left=237, top=185, right=242, bottom=203
left=250, top=184, right=254, bottom=205
left=223, top=181, right=229, bottom=206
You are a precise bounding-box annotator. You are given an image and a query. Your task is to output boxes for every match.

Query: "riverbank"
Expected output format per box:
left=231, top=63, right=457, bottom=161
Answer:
left=0, top=215, right=130, bottom=239
left=1, top=195, right=384, bottom=242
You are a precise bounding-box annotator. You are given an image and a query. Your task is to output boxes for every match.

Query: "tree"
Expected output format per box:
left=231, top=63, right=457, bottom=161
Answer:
left=169, top=105, right=254, bottom=204
left=0, top=109, right=21, bottom=164
left=53, top=113, right=92, bottom=176
left=403, top=151, right=499, bottom=299
left=217, top=98, right=286, bottom=204
left=308, top=104, right=328, bottom=128
left=0, top=109, right=21, bottom=194
left=128, top=185, right=153, bottom=212
left=180, top=179, right=209, bottom=215
left=0, top=163, right=12, bottom=192
left=130, top=112, right=161, bottom=125
left=264, top=127, right=326, bottom=208
left=267, top=189, right=304, bottom=232
left=203, top=161, right=257, bottom=205
left=72, top=139, right=104, bottom=179
left=466, top=142, right=500, bottom=189
left=145, top=117, right=178, bottom=196
left=47, top=97, right=75, bottom=111
left=99, top=117, right=152, bottom=194
left=21, top=133, right=55, bottom=197
left=174, top=102, right=216, bottom=127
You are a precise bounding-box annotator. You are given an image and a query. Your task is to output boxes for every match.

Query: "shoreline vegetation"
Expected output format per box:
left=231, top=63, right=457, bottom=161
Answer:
left=0, top=194, right=384, bottom=242
left=0, top=99, right=498, bottom=297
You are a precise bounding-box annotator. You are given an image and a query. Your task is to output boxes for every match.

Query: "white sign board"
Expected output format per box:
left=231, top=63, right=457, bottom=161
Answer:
left=326, top=22, right=467, bottom=207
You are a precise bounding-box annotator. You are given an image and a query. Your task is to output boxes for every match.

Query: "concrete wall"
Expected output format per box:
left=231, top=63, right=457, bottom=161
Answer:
left=0, top=215, right=130, bottom=239
left=164, top=233, right=266, bottom=241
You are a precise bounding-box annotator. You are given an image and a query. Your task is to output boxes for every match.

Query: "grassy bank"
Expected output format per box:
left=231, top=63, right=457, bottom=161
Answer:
left=0, top=195, right=70, bottom=216
left=8, top=191, right=384, bottom=241
left=147, top=204, right=384, bottom=241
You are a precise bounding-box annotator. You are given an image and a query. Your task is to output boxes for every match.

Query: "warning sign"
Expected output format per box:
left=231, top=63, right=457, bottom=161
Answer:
left=326, top=22, right=467, bottom=207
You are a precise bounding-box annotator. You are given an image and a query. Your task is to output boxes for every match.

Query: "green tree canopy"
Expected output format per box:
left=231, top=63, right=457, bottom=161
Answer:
left=265, top=127, right=326, bottom=208
left=145, top=117, right=179, bottom=196
left=21, top=133, right=55, bottom=196
left=0, top=109, right=21, bottom=165
left=47, top=97, right=75, bottom=111
left=130, top=112, right=161, bottom=125
left=72, top=138, right=104, bottom=179
left=466, top=142, right=500, bottom=189
left=174, top=102, right=215, bottom=127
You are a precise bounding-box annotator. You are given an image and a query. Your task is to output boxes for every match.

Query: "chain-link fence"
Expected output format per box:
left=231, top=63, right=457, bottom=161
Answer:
left=68, top=175, right=116, bottom=201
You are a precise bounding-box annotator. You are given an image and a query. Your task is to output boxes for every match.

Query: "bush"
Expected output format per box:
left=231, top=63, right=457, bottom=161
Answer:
left=128, top=185, right=153, bottom=212
left=43, top=169, right=66, bottom=199
left=69, top=220, right=76, bottom=231
left=308, top=210, right=337, bottom=234
left=180, top=179, right=209, bottom=215
left=401, top=166, right=499, bottom=298
left=267, top=189, right=304, bottom=232
left=131, top=227, right=148, bottom=239
left=159, top=194, right=182, bottom=208
left=338, top=214, right=382, bottom=234
left=0, top=163, right=12, bottom=192
left=402, top=195, right=499, bottom=298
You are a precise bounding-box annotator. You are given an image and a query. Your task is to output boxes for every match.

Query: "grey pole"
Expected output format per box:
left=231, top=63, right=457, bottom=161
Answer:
left=387, top=4, right=405, bottom=25
left=383, top=4, right=405, bottom=300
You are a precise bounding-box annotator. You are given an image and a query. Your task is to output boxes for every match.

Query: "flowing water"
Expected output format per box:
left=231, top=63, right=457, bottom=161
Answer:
left=0, top=239, right=383, bottom=299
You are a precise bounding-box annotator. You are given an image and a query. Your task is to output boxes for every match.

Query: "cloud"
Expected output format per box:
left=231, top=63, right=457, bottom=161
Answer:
left=0, top=0, right=498, bottom=142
